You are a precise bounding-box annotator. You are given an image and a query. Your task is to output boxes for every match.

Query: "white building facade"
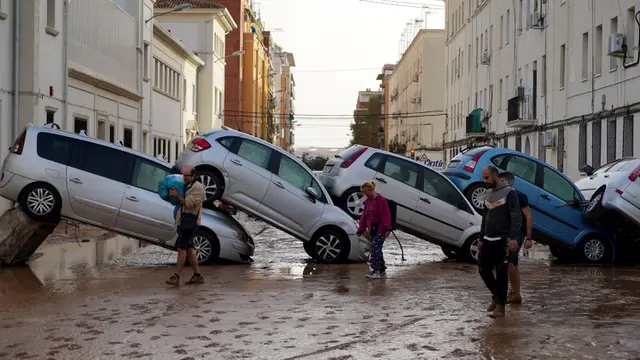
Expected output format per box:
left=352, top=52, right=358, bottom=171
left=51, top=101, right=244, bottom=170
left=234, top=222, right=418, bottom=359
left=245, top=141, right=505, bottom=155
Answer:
left=151, top=23, right=203, bottom=163
left=154, top=7, right=237, bottom=133
left=388, top=29, right=446, bottom=162
left=445, top=0, right=640, bottom=181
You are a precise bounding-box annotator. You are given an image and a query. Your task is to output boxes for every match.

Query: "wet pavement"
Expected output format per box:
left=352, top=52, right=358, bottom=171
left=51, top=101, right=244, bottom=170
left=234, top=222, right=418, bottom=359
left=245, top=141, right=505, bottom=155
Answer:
left=1, top=216, right=640, bottom=359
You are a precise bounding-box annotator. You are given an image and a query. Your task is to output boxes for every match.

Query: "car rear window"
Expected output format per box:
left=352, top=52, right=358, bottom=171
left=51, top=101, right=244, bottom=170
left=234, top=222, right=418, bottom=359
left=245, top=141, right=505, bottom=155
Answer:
left=619, top=159, right=640, bottom=172
left=460, top=146, right=494, bottom=157
left=336, top=146, right=366, bottom=159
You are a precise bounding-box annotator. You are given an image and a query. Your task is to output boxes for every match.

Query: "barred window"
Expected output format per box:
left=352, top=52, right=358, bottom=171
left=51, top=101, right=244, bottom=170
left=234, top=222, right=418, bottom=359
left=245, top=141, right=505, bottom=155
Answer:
left=515, top=135, right=522, bottom=152
left=578, top=123, right=587, bottom=168
left=622, top=115, right=634, bottom=157
left=591, top=120, right=602, bottom=169
left=538, top=132, right=546, bottom=162
left=153, top=58, right=181, bottom=99
left=606, top=118, right=617, bottom=163
left=557, top=127, right=565, bottom=172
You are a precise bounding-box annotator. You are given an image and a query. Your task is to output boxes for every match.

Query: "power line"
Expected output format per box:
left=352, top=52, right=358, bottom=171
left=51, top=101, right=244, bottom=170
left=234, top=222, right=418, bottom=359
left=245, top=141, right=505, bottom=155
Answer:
left=290, top=67, right=381, bottom=73
left=223, top=109, right=446, bottom=117
left=358, top=0, right=444, bottom=9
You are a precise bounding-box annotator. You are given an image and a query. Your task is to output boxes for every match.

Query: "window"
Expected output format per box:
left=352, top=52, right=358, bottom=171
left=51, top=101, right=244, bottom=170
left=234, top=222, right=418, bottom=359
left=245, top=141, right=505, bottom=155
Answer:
left=505, top=75, right=509, bottom=108
left=592, top=120, right=602, bottom=168
left=422, top=168, right=464, bottom=206
left=518, top=0, right=523, bottom=31
left=468, top=44, right=472, bottom=71
left=143, top=43, right=150, bottom=80
left=582, top=32, right=589, bottom=80
left=153, top=58, right=180, bottom=98
left=36, top=133, right=74, bottom=165
left=382, top=156, right=419, bottom=188
left=154, top=137, right=169, bottom=158
left=628, top=7, right=636, bottom=63
left=80, top=143, right=133, bottom=183
left=506, top=10, right=510, bottom=43
left=175, top=141, right=179, bottom=161
left=74, top=117, right=87, bottom=134
left=46, top=0, right=55, bottom=29
left=216, top=136, right=236, bottom=150
left=237, top=140, right=271, bottom=169
left=277, top=155, right=314, bottom=191
left=183, top=79, right=187, bottom=111
left=364, top=153, right=384, bottom=171
left=97, top=120, right=106, bottom=140
left=123, top=127, right=133, bottom=148
left=559, top=44, right=566, bottom=88
left=542, top=167, right=575, bottom=202
left=143, top=131, right=148, bottom=154
left=578, top=124, right=587, bottom=169
left=192, top=84, right=197, bottom=113
left=500, top=15, right=504, bottom=46
left=498, top=79, right=503, bottom=110
left=131, top=158, right=170, bottom=193
left=491, top=154, right=508, bottom=167
left=595, top=25, right=603, bottom=75
left=489, top=25, right=493, bottom=52
left=541, top=55, right=547, bottom=95
left=623, top=115, right=634, bottom=157
left=505, top=155, right=537, bottom=183
left=109, top=124, right=115, bottom=143
left=607, top=119, right=616, bottom=163
left=46, top=109, right=55, bottom=124
left=611, top=17, right=618, bottom=70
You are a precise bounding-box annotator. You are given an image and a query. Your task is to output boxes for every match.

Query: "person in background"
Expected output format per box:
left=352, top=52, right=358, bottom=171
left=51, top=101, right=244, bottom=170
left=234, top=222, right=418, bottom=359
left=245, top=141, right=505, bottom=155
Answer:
left=499, top=171, right=533, bottom=304
left=166, top=165, right=206, bottom=286
left=356, top=180, right=392, bottom=279
left=478, top=165, right=522, bottom=318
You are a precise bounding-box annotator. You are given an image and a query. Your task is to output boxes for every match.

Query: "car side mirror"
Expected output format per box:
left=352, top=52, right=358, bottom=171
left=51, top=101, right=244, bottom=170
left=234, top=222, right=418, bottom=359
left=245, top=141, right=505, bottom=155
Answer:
left=305, top=187, right=318, bottom=200
left=582, top=164, right=594, bottom=176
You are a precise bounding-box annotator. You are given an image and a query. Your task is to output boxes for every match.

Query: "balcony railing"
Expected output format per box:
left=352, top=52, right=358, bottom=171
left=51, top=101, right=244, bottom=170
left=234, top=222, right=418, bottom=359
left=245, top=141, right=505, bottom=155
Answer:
left=69, top=0, right=137, bottom=91
left=507, top=94, right=536, bottom=127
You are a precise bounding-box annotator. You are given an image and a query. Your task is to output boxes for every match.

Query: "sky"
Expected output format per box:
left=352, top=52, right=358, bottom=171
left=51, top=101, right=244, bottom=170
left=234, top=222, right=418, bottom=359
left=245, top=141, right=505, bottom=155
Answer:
left=257, top=0, right=445, bottom=148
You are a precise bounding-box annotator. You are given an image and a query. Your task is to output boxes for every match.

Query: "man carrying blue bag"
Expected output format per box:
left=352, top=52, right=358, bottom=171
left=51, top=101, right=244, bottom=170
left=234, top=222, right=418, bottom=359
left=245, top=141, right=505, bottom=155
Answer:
left=164, top=165, right=206, bottom=286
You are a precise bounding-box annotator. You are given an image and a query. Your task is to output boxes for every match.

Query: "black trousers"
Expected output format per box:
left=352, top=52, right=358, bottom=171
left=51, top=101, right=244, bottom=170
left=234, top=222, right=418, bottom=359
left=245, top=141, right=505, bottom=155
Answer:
left=478, top=238, right=509, bottom=306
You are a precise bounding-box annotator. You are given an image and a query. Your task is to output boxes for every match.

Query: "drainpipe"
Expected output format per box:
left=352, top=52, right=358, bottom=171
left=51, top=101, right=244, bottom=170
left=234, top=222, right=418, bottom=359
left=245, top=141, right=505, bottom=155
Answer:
left=63, top=0, right=70, bottom=130
left=11, top=0, right=20, bottom=139
left=137, top=1, right=144, bottom=151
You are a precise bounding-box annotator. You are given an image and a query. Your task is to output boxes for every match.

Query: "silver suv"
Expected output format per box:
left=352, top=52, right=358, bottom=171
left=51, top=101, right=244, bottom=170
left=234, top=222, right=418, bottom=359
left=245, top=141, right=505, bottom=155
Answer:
left=175, top=127, right=367, bottom=264
left=0, top=124, right=254, bottom=265
left=318, top=145, right=482, bottom=262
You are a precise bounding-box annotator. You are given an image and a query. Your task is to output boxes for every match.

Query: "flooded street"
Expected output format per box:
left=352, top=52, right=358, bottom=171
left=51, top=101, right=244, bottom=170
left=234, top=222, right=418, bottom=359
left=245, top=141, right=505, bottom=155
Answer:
left=1, top=218, right=640, bottom=359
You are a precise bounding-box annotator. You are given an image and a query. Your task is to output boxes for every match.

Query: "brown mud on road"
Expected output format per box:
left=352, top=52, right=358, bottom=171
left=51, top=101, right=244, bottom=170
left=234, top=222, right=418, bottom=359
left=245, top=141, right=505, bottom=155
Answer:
left=1, top=222, right=640, bottom=360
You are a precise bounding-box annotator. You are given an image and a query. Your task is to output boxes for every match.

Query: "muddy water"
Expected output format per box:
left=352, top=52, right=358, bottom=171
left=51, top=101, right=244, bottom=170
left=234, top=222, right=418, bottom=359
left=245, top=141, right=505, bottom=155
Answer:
left=1, top=223, right=640, bottom=359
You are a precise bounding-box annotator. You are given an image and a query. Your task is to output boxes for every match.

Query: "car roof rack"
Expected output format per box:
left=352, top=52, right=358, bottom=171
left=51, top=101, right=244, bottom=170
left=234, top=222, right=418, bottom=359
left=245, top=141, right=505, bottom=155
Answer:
left=42, top=122, right=61, bottom=130
left=114, top=140, right=124, bottom=147
left=156, top=154, right=166, bottom=162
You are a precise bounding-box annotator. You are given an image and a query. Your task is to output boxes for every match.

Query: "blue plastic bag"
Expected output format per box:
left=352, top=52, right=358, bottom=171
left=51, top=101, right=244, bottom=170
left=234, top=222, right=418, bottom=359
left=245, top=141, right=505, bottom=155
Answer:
left=158, top=174, right=185, bottom=206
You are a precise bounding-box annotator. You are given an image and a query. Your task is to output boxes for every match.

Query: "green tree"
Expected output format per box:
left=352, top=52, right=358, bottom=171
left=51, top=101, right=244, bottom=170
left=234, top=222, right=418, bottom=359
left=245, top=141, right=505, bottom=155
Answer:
left=301, top=152, right=329, bottom=171
left=349, top=94, right=382, bottom=148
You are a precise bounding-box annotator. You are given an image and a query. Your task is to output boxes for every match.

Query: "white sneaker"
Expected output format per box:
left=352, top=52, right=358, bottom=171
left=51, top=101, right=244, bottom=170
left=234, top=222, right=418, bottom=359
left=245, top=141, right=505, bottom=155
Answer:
left=366, top=271, right=382, bottom=279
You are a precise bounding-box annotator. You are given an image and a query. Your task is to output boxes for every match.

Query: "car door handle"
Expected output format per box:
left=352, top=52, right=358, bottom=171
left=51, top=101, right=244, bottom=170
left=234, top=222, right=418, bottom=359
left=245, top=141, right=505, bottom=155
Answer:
left=69, top=178, right=82, bottom=184
left=273, top=181, right=285, bottom=188
left=231, top=159, right=243, bottom=166
left=375, top=177, right=387, bottom=184
left=420, top=197, right=431, bottom=204
left=126, top=196, right=139, bottom=202
left=540, top=194, right=550, bottom=200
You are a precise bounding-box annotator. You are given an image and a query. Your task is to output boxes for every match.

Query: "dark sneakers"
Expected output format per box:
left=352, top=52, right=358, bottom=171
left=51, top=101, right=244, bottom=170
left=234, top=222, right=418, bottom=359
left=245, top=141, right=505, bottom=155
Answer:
left=487, top=297, right=498, bottom=312
left=165, top=273, right=180, bottom=286
left=186, top=273, right=204, bottom=284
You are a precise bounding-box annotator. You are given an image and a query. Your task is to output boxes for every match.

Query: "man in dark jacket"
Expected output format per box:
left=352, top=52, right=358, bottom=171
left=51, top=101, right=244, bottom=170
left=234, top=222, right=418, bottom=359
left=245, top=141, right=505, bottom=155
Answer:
left=478, top=165, right=522, bottom=318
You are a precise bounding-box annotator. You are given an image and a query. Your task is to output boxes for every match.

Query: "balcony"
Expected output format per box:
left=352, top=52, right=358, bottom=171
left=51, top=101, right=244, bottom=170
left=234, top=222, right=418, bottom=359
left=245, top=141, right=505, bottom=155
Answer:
left=506, top=94, right=536, bottom=128
left=465, top=109, right=487, bottom=138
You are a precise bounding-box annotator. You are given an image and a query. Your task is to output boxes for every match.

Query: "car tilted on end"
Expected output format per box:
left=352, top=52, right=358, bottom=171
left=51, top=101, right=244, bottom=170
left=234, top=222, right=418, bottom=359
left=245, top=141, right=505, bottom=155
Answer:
left=317, top=145, right=483, bottom=263
left=443, top=145, right=618, bottom=263
left=0, top=124, right=254, bottom=265
left=175, top=127, right=369, bottom=264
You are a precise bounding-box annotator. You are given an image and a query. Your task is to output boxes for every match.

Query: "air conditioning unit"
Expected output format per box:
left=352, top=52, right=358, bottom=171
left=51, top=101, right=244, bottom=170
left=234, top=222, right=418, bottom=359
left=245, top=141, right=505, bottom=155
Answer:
left=412, top=73, right=419, bottom=82
left=608, top=33, right=626, bottom=57
left=530, top=11, right=543, bottom=28
left=480, top=50, right=490, bottom=65
left=542, top=130, right=556, bottom=148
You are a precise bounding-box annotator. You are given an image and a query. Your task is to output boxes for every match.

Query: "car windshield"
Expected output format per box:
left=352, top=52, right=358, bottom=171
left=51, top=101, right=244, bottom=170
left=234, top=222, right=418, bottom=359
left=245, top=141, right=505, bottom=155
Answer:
left=592, top=160, right=620, bottom=174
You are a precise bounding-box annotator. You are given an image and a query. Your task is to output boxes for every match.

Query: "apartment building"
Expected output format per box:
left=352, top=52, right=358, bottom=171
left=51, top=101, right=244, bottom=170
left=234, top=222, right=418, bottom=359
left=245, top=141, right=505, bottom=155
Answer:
left=376, top=64, right=395, bottom=150
left=150, top=23, right=204, bottom=162
left=273, top=47, right=296, bottom=151
left=389, top=29, right=446, bottom=162
left=445, top=0, right=640, bottom=180
left=153, top=0, right=238, bottom=132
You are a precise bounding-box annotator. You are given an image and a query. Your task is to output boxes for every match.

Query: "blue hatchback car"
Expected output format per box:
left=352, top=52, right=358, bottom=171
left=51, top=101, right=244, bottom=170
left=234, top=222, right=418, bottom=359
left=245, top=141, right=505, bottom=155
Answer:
left=443, top=145, right=617, bottom=263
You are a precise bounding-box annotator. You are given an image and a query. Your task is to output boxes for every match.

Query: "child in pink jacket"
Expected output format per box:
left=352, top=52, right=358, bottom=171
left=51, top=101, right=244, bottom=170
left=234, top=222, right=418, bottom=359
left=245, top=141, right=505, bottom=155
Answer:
left=357, top=180, right=392, bottom=279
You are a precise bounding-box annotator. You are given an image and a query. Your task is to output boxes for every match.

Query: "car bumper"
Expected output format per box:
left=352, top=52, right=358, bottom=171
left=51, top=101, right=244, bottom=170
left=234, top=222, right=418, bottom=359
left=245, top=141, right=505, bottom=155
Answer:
left=602, top=190, right=640, bottom=229
left=218, top=234, right=254, bottom=263
left=348, top=234, right=371, bottom=262
left=0, top=171, right=31, bottom=202
left=317, top=174, right=343, bottom=197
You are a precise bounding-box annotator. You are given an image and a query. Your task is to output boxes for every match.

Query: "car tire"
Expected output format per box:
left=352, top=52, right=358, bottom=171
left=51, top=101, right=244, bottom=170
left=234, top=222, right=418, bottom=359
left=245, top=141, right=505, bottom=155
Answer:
left=465, top=184, right=486, bottom=213
left=311, top=229, right=350, bottom=264
left=339, top=188, right=366, bottom=219
left=192, top=228, right=221, bottom=265
left=303, top=241, right=315, bottom=259
left=19, top=182, right=62, bottom=223
left=458, top=235, right=480, bottom=264
left=585, top=188, right=606, bottom=221
left=549, top=246, right=574, bottom=261
left=577, top=236, right=612, bottom=264
left=441, top=246, right=457, bottom=259
left=197, top=169, right=224, bottom=202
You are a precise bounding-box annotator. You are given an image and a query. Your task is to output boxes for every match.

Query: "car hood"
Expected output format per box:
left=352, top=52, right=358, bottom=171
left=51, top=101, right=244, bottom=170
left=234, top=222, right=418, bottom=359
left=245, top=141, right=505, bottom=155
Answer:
left=202, top=207, right=250, bottom=236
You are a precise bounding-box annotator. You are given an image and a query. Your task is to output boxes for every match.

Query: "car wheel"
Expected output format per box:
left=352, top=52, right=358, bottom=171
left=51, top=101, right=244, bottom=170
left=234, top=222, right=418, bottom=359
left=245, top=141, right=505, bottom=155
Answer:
left=340, top=188, right=366, bottom=219
left=549, top=246, right=574, bottom=261
left=441, top=246, right=457, bottom=259
left=585, top=189, right=605, bottom=221
left=197, top=170, right=223, bottom=202
left=20, top=183, right=62, bottom=223
left=312, top=229, right=350, bottom=264
left=465, top=184, right=486, bottom=213
left=458, top=235, right=480, bottom=264
left=577, top=236, right=612, bottom=264
left=192, top=229, right=221, bottom=265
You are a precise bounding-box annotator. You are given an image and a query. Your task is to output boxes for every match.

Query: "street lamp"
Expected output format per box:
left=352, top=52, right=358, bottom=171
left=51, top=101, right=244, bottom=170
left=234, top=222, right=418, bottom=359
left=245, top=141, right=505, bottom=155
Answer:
left=146, top=3, right=192, bottom=24
left=213, top=50, right=245, bottom=63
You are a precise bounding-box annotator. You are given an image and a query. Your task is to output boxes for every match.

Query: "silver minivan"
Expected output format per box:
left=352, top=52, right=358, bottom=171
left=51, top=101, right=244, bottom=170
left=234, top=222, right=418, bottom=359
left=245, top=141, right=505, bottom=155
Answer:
left=175, top=127, right=368, bottom=264
left=0, top=124, right=254, bottom=264
left=318, top=145, right=483, bottom=262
